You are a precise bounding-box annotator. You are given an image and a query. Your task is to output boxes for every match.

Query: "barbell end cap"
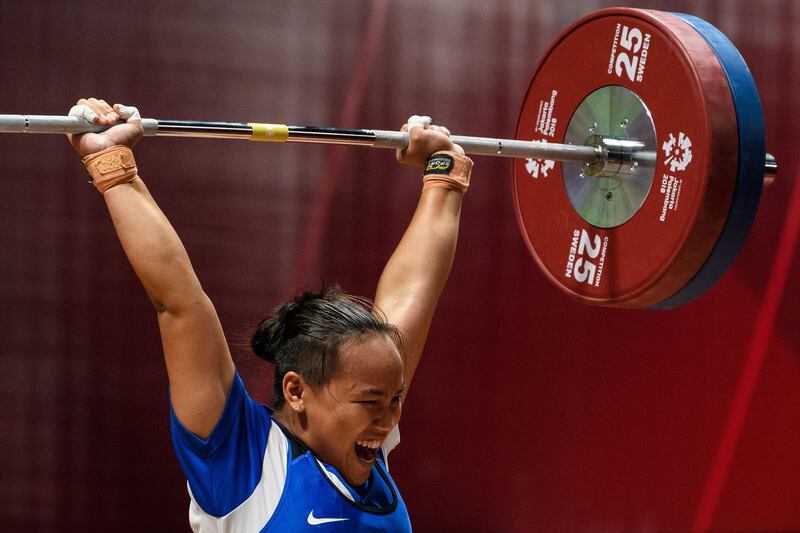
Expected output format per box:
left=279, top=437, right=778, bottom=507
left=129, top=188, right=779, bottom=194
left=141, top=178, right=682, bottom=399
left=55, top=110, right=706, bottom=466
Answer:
left=763, top=153, right=777, bottom=187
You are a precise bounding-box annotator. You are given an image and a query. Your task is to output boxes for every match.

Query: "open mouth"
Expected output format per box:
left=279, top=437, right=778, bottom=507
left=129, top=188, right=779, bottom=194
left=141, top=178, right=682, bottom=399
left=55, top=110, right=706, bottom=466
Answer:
left=354, top=440, right=381, bottom=464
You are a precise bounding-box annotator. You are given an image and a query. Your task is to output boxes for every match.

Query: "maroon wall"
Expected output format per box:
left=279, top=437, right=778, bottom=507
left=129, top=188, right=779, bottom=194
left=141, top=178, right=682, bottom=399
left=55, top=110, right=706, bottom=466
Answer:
left=1, top=1, right=798, bottom=531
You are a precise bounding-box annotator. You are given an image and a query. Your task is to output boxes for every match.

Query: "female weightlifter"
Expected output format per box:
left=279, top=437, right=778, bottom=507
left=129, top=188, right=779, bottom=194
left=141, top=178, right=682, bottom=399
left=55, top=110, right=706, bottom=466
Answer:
left=67, top=98, right=472, bottom=531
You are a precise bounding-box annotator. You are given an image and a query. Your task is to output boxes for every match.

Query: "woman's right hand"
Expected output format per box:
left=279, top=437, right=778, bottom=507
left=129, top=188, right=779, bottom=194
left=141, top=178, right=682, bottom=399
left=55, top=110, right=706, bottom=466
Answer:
left=67, top=98, right=144, bottom=158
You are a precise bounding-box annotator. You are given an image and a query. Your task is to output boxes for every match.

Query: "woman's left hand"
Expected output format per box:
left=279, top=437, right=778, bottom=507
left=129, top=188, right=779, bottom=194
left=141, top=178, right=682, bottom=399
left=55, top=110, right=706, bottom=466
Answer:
left=395, top=115, right=465, bottom=168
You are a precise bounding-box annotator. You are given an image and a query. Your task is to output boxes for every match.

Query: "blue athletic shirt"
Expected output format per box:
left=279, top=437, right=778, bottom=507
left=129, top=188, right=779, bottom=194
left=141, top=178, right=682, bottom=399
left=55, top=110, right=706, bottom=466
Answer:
left=169, top=371, right=411, bottom=532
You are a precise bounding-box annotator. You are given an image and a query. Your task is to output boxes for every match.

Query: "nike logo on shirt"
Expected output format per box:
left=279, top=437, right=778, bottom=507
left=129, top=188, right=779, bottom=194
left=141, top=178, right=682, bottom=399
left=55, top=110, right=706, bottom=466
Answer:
left=307, top=510, right=351, bottom=525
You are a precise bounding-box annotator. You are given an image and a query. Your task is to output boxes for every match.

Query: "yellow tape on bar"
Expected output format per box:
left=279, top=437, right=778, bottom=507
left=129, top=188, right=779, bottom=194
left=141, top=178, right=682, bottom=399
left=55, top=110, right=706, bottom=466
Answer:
left=249, top=123, right=289, bottom=142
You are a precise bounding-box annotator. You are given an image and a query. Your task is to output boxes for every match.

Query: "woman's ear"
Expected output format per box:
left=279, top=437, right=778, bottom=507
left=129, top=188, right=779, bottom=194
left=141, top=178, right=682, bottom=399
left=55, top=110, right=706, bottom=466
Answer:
left=282, top=371, right=306, bottom=413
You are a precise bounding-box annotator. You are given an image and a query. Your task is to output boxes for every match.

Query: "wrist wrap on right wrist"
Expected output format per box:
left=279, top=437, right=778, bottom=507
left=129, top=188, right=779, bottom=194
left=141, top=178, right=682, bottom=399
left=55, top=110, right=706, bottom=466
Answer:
left=83, top=145, right=139, bottom=193
left=422, top=151, right=473, bottom=193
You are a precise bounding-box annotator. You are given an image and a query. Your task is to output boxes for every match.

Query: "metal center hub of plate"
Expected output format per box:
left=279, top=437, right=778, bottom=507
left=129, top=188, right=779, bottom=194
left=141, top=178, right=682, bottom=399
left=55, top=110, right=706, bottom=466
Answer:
left=563, top=85, right=657, bottom=228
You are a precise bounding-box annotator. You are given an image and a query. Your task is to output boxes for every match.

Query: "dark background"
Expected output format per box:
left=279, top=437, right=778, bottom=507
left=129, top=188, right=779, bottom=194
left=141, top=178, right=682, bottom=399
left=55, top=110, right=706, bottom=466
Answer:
left=1, top=0, right=798, bottom=531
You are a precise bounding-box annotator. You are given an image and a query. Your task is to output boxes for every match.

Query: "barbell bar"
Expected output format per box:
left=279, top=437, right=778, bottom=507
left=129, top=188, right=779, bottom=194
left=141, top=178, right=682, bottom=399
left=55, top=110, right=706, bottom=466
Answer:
left=0, top=8, right=778, bottom=309
left=0, top=115, right=774, bottom=183
left=0, top=114, right=656, bottom=168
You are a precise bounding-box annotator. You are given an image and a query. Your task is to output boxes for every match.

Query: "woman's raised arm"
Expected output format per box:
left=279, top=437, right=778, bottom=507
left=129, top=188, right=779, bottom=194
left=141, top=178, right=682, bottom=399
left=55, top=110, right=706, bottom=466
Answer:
left=375, top=117, right=471, bottom=399
left=69, top=98, right=234, bottom=438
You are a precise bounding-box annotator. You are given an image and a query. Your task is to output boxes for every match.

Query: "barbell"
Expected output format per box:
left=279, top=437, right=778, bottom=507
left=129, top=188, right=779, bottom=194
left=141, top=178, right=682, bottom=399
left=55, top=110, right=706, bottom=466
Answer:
left=0, top=8, right=777, bottom=309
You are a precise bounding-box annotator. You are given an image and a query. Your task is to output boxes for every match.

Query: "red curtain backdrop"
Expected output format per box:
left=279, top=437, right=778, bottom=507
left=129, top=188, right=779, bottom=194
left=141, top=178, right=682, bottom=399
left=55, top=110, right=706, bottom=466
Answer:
left=0, top=1, right=797, bottom=531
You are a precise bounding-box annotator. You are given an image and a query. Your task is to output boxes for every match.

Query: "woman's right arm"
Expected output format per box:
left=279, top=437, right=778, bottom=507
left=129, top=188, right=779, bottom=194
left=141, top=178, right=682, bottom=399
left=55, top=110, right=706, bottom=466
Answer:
left=70, top=98, right=234, bottom=439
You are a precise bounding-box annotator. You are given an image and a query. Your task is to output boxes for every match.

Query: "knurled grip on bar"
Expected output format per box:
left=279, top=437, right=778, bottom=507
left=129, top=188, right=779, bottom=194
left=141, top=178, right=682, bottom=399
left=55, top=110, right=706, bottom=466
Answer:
left=0, top=114, right=159, bottom=136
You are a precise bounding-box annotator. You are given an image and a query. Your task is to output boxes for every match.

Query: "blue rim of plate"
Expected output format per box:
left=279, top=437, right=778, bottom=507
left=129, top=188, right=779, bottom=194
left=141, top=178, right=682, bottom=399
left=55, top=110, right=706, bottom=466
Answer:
left=650, top=12, right=765, bottom=309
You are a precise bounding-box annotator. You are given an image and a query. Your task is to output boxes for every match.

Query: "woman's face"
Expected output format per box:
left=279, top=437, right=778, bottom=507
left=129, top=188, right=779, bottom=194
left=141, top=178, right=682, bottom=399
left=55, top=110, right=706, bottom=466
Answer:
left=303, top=334, right=404, bottom=487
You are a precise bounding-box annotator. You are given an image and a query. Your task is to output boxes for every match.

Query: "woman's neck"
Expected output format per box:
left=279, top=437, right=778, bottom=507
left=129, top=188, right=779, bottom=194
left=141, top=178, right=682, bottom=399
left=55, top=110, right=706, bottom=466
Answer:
left=272, top=406, right=305, bottom=440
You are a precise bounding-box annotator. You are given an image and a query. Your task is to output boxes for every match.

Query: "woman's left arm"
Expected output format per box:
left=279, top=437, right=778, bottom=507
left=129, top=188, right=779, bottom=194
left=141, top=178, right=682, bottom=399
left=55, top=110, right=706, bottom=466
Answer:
left=374, top=119, right=470, bottom=399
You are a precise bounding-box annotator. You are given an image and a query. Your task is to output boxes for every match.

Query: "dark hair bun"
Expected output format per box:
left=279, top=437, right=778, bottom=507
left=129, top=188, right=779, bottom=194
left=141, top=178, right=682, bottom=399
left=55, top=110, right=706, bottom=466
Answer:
left=251, top=315, right=282, bottom=363
left=252, top=294, right=315, bottom=363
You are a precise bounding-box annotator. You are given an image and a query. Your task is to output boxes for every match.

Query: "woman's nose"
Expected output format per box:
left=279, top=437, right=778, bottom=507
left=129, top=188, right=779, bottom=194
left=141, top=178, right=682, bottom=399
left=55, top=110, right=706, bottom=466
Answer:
left=374, top=403, right=400, bottom=431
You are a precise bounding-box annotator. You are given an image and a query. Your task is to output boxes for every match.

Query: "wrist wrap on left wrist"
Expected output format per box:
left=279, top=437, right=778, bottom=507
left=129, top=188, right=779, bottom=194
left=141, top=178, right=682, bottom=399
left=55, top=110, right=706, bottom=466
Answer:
left=422, top=151, right=473, bottom=193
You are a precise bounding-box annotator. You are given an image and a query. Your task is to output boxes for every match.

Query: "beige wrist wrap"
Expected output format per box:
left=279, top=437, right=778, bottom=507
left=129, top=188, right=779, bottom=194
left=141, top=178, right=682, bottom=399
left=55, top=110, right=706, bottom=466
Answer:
left=422, top=151, right=473, bottom=193
left=83, top=145, right=139, bottom=193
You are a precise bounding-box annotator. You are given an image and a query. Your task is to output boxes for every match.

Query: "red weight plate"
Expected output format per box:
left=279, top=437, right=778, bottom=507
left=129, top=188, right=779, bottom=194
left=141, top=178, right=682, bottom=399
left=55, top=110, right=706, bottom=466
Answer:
left=513, top=8, right=739, bottom=308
